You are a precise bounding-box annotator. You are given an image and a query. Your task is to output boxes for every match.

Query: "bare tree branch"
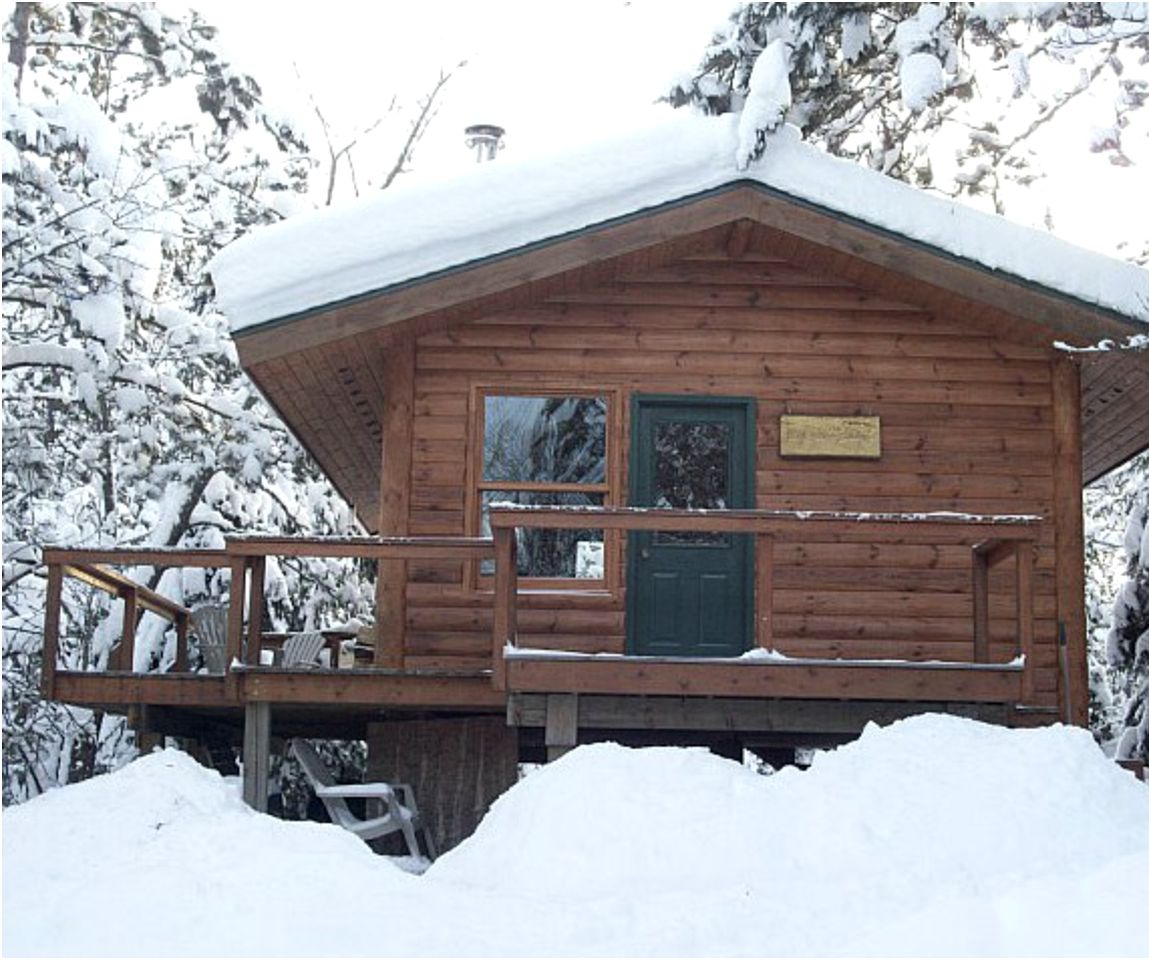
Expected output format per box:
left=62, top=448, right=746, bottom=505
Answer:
left=379, top=63, right=464, bottom=191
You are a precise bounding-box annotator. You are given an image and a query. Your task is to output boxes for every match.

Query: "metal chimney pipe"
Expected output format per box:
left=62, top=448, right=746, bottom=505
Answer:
left=464, top=124, right=505, bottom=163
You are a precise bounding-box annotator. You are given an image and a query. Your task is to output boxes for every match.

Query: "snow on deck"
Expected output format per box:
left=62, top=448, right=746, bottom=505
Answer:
left=210, top=112, right=1149, bottom=332
left=503, top=646, right=1026, bottom=670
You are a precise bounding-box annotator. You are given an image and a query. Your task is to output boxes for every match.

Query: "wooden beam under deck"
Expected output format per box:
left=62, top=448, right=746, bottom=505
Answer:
left=504, top=655, right=1023, bottom=703
left=50, top=656, right=1023, bottom=722
left=236, top=667, right=504, bottom=709
left=508, top=693, right=1016, bottom=735
left=51, top=672, right=233, bottom=709
left=48, top=667, right=503, bottom=712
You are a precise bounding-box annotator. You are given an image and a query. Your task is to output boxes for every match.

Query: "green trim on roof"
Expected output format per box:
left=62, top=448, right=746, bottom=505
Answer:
left=232, top=179, right=1143, bottom=342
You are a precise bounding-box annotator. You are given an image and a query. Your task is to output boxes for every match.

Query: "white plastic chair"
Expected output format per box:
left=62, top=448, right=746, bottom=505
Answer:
left=288, top=739, right=436, bottom=859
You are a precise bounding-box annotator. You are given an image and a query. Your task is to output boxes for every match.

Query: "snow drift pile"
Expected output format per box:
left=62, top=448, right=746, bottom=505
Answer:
left=5, top=715, right=1148, bottom=957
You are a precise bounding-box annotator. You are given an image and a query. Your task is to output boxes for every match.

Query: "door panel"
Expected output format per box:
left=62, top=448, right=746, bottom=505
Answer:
left=628, top=397, right=754, bottom=657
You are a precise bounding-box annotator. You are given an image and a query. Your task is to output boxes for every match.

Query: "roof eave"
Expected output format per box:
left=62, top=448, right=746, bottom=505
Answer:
left=231, top=180, right=1146, bottom=367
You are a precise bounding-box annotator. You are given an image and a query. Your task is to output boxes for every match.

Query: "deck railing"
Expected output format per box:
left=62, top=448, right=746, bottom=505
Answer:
left=42, top=512, right=1041, bottom=703
left=487, top=506, right=1041, bottom=694
left=225, top=536, right=495, bottom=669
left=39, top=536, right=496, bottom=697
left=40, top=547, right=228, bottom=696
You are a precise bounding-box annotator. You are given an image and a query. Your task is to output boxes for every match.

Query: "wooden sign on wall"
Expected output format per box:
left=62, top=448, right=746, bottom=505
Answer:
left=779, top=415, right=881, bottom=459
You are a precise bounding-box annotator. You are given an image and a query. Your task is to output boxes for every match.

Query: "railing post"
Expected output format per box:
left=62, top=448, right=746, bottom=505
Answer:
left=1016, top=542, right=1035, bottom=702
left=375, top=555, right=406, bottom=668
left=226, top=556, right=247, bottom=675
left=972, top=550, right=990, bottom=664
left=756, top=533, right=774, bottom=649
left=492, top=526, right=518, bottom=691
left=245, top=555, right=266, bottom=667
left=116, top=585, right=138, bottom=672
left=41, top=562, right=63, bottom=698
left=174, top=611, right=189, bottom=673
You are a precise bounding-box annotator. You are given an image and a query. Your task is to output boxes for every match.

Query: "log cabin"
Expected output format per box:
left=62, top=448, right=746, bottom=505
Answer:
left=41, top=116, right=1149, bottom=851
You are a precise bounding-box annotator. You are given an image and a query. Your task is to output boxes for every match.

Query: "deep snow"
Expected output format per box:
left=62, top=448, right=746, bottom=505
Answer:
left=4, top=714, right=1148, bottom=957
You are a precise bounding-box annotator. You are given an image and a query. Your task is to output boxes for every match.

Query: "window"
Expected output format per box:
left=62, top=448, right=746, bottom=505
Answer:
left=477, top=394, right=608, bottom=580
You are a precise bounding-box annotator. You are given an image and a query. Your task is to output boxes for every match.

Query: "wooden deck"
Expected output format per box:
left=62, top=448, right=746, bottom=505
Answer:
left=502, top=651, right=1024, bottom=702
left=41, top=508, right=1058, bottom=757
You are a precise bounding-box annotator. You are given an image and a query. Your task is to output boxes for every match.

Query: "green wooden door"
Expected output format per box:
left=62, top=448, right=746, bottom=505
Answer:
left=628, top=396, right=754, bottom=657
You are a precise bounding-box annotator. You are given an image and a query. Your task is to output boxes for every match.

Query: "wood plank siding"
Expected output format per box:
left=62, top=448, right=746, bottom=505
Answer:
left=397, top=240, right=1064, bottom=713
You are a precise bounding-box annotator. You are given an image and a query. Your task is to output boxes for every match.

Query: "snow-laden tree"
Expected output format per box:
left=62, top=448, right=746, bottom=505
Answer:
left=1085, top=452, right=1149, bottom=750
left=670, top=3, right=1149, bottom=752
left=1, top=3, right=372, bottom=803
left=1101, top=459, right=1149, bottom=761
left=668, top=2, right=1149, bottom=263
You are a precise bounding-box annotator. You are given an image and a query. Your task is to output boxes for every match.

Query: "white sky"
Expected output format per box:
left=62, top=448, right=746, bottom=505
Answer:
left=197, top=0, right=736, bottom=200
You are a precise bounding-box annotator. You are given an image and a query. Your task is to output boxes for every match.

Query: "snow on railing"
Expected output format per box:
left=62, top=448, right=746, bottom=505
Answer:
left=486, top=506, right=1042, bottom=696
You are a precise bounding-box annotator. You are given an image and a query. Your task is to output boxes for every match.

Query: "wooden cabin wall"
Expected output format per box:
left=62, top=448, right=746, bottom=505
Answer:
left=401, top=249, right=1066, bottom=714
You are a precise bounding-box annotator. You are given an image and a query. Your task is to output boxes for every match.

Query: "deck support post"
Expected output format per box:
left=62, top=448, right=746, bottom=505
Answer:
left=242, top=701, right=271, bottom=812
left=127, top=704, right=162, bottom=754
left=545, top=693, right=579, bottom=761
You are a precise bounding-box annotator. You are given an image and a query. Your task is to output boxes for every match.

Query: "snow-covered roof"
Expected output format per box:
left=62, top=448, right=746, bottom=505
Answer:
left=210, top=111, right=1149, bottom=333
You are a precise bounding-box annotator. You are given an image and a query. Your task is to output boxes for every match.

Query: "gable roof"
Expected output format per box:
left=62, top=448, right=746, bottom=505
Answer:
left=211, top=114, right=1149, bottom=336
left=209, top=115, right=1149, bottom=526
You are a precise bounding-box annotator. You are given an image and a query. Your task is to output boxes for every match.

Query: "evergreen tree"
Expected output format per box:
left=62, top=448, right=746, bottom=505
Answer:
left=668, top=2, right=1149, bottom=262
left=1103, top=457, right=1149, bottom=761
left=1085, top=451, right=1149, bottom=751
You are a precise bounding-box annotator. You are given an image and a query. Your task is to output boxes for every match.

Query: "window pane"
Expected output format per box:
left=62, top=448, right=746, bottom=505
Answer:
left=483, top=396, right=606, bottom=484
left=481, top=491, right=604, bottom=578
left=653, top=420, right=730, bottom=546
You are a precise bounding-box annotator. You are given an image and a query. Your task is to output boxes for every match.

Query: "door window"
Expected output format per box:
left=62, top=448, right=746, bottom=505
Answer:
left=653, top=419, right=731, bottom=546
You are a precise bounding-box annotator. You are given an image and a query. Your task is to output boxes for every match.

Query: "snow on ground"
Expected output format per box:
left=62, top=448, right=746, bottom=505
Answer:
left=4, top=714, right=1148, bottom=957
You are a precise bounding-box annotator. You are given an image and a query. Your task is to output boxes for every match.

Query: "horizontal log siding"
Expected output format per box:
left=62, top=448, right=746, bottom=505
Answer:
left=407, top=253, right=1057, bottom=707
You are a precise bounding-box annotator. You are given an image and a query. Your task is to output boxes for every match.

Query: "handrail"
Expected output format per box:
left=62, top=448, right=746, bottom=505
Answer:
left=487, top=506, right=1041, bottom=692
left=40, top=538, right=496, bottom=695
left=53, top=563, right=195, bottom=620
left=41, top=520, right=1041, bottom=707
left=224, top=536, right=496, bottom=671
left=487, top=505, right=1041, bottom=538
left=971, top=538, right=1035, bottom=698
left=40, top=548, right=228, bottom=693
left=226, top=535, right=493, bottom=561
left=41, top=547, right=230, bottom=568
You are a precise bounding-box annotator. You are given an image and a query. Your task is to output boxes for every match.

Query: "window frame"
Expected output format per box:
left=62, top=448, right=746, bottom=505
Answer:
left=467, top=385, right=621, bottom=593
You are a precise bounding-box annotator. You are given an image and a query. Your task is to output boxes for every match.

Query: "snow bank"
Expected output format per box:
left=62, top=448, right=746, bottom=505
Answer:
left=431, top=716, right=1149, bottom=955
left=4, top=716, right=1148, bottom=957
left=1, top=750, right=418, bottom=957
left=210, top=112, right=1149, bottom=332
